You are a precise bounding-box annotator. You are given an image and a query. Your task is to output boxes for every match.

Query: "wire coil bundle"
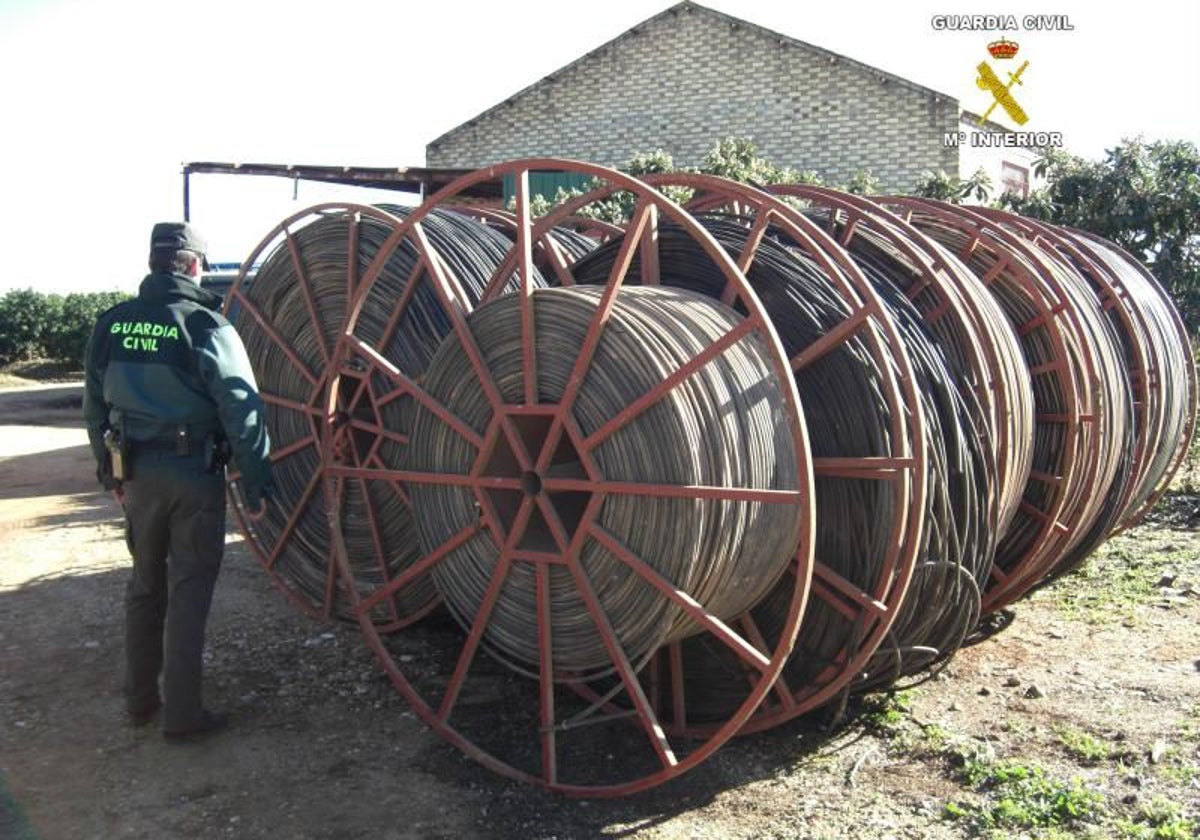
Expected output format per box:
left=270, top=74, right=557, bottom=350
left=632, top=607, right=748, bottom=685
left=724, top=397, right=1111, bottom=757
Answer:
left=406, top=285, right=802, bottom=675
left=1065, top=231, right=1197, bottom=527
left=569, top=205, right=926, bottom=723
left=225, top=159, right=1195, bottom=796
left=228, top=206, right=436, bottom=627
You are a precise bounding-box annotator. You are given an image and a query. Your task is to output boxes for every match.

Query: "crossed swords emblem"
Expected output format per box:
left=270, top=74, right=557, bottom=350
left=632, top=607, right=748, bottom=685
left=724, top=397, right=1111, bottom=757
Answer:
left=976, top=59, right=1030, bottom=125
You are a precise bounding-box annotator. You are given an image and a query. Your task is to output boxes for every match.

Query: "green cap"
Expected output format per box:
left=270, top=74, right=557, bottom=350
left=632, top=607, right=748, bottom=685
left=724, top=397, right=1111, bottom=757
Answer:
left=150, top=221, right=207, bottom=256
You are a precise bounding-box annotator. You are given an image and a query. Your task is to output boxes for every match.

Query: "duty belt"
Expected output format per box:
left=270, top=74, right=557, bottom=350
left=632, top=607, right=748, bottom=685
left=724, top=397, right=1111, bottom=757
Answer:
left=131, top=437, right=207, bottom=456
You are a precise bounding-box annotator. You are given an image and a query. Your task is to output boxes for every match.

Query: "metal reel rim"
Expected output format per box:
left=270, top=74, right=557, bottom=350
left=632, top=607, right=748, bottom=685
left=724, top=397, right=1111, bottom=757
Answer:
left=637, top=172, right=931, bottom=727
left=332, top=159, right=818, bottom=795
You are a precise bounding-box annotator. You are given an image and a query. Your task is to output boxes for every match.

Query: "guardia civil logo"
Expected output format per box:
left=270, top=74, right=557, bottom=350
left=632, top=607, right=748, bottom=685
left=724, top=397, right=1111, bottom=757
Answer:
left=110, top=320, right=180, bottom=352
left=976, top=38, right=1029, bottom=126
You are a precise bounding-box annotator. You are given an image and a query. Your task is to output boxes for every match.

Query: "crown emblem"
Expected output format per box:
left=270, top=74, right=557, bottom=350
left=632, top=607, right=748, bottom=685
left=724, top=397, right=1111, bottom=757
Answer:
left=987, top=38, right=1020, bottom=59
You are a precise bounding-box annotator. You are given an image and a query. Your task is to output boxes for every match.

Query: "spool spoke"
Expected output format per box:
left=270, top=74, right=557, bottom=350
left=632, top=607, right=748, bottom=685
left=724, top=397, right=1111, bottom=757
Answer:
left=639, top=204, right=661, bottom=286
left=264, top=467, right=323, bottom=570
left=358, top=521, right=482, bottom=615
left=436, top=555, right=515, bottom=723
left=358, top=477, right=401, bottom=624
left=376, top=257, right=428, bottom=354
left=556, top=201, right=656, bottom=417
left=547, top=479, right=801, bottom=504
left=812, top=457, right=916, bottom=480
left=536, top=563, right=557, bottom=784
left=790, top=306, right=871, bottom=371
left=410, top=221, right=511, bottom=418
left=230, top=288, right=319, bottom=386
left=580, top=316, right=760, bottom=452
left=568, top=558, right=677, bottom=770
left=261, top=392, right=324, bottom=419
left=589, top=524, right=772, bottom=672
left=284, top=228, right=332, bottom=367
left=347, top=335, right=484, bottom=449
left=722, top=209, right=774, bottom=304
left=811, top=561, right=890, bottom=622
left=513, top=171, right=539, bottom=405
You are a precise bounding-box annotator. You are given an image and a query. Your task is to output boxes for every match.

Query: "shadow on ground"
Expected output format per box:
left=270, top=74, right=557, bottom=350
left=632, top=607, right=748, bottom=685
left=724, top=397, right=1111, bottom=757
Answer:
left=1, top=534, right=875, bottom=839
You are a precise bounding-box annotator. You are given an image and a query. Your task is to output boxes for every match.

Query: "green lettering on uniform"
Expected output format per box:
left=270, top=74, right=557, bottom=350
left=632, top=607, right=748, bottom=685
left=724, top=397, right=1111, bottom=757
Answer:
left=110, top=321, right=180, bottom=344
left=120, top=336, right=160, bottom=352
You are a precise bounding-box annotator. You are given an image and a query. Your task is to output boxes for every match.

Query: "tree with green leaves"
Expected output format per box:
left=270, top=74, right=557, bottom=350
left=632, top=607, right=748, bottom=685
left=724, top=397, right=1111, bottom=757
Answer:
left=0, top=289, right=62, bottom=364
left=912, top=167, right=994, bottom=204
left=999, top=138, right=1200, bottom=332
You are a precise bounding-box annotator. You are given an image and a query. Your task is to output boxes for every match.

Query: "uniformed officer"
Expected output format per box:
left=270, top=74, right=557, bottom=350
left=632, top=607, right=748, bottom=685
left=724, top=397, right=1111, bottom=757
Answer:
left=83, top=221, right=273, bottom=741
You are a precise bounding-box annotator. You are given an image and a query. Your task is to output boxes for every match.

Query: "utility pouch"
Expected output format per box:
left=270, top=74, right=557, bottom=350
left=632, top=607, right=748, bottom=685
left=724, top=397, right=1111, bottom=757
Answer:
left=203, top=433, right=231, bottom=474
left=103, top=428, right=130, bottom=482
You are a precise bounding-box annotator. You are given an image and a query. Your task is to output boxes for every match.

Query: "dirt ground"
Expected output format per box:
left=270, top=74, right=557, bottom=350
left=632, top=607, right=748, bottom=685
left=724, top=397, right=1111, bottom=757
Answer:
left=1, top=383, right=1197, bottom=839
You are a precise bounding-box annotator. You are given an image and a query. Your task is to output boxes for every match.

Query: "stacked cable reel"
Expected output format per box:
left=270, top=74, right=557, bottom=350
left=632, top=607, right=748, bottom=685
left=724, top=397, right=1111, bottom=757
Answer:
left=331, top=160, right=818, bottom=795
left=225, top=158, right=1195, bottom=797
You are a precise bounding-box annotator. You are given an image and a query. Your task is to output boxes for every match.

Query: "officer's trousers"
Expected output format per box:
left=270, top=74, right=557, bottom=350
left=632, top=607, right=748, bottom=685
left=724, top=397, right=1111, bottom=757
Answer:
left=122, top=450, right=225, bottom=731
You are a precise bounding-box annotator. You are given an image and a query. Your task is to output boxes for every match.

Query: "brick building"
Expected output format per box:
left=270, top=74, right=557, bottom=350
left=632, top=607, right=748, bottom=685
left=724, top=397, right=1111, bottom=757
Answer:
left=426, top=2, right=995, bottom=193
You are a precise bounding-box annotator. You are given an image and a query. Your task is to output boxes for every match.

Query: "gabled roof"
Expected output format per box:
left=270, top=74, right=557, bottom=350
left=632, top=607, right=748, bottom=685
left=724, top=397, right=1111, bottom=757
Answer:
left=428, top=1, right=956, bottom=149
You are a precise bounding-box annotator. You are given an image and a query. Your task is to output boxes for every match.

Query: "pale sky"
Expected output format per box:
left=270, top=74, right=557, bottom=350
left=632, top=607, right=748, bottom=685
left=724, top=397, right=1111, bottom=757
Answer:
left=1, top=0, right=1196, bottom=293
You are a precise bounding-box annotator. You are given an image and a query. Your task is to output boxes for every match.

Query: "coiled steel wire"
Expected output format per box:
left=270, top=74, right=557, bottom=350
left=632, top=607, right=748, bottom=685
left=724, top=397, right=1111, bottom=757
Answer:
left=839, top=244, right=993, bottom=689
left=230, top=205, right=544, bottom=627
left=975, top=210, right=1134, bottom=584
left=405, top=285, right=802, bottom=676
left=822, top=192, right=1035, bottom=541
left=570, top=215, right=923, bottom=717
left=1062, top=230, right=1197, bottom=529
left=875, top=200, right=1092, bottom=607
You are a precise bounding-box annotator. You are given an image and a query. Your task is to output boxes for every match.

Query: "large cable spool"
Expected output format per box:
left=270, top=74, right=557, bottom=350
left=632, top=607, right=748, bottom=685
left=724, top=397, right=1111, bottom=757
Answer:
left=606, top=173, right=928, bottom=727
left=1062, top=230, right=1198, bottom=529
left=408, top=284, right=801, bottom=675
left=225, top=204, right=436, bottom=630
left=974, top=209, right=1135, bottom=583
left=873, top=199, right=1094, bottom=609
left=331, top=160, right=815, bottom=795
left=761, top=186, right=1000, bottom=689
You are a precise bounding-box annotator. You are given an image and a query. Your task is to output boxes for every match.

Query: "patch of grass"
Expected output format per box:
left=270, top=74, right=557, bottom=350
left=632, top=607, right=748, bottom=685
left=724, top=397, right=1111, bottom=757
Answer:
left=944, top=747, right=1104, bottom=834
left=1054, top=725, right=1114, bottom=764
left=1156, top=758, right=1198, bottom=786
left=1115, top=796, right=1198, bottom=839
left=859, top=689, right=915, bottom=738
left=1178, top=703, right=1200, bottom=741
left=1041, top=533, right=1199, bottom=625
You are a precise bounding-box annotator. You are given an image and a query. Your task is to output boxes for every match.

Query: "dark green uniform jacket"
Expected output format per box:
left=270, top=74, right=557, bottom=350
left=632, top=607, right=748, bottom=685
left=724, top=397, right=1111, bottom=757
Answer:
left=83, top=271, right=273, bottom=504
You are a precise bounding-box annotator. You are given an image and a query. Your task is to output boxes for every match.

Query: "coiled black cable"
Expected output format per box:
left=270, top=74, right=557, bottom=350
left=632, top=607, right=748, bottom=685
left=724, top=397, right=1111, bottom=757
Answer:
left=404, top=285, right=802, bottom=677
left=571, top=215, right=916, bottom=718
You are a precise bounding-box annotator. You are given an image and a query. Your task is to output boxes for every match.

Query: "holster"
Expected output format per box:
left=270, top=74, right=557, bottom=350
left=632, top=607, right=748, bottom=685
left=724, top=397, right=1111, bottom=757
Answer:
left=203, top=432, right=232, bottom=474
left=103, top=427, right=130, bottom=482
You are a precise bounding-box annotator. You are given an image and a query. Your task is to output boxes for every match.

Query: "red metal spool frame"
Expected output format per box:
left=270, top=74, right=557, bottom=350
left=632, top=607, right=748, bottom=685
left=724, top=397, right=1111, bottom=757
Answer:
left=967, top=208, right=1129, bottom=589
left=225, top=203, right=440, bottom=632
left=1066, top=229, right=1199, bottom=531
left=629, top=173, right=927, bottom=730
left=877, top=198, right=1096, bottom=610
left=328, top=160, right=817, bottom=795
left=975, top=210, right=1151, bottom=542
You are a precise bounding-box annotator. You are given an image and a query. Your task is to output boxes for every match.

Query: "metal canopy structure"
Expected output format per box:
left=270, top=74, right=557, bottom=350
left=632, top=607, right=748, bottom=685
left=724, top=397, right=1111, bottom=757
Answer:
left=180, top=161, right=503, bottom=220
